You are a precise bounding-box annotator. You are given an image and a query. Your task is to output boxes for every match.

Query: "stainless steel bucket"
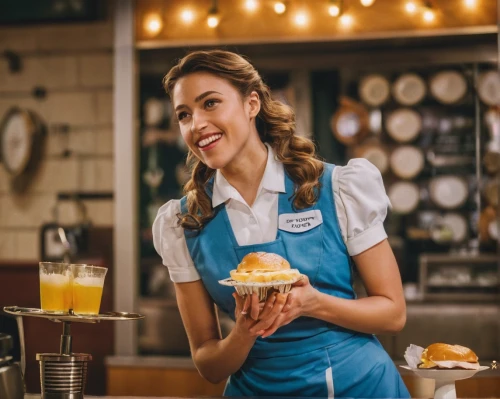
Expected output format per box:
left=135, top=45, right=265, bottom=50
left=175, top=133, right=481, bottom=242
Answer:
left=36, top=353, right=91, bottom=399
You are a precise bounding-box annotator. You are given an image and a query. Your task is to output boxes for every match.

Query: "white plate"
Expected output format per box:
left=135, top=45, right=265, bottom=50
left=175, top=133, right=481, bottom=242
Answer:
left=386, top=108, right=422, bottom=143
left=388, top=181, right=420, bottom=214
left=392, top=73, right=427, bottom=106
left=390, top=146, right=424, bottom=179
left=441, top=213, right=468, bottom=243
left=430, top=71, right=468, bottom=104
left=400, top=365, right=489, bottom=381
left=358, top=145, right=389, bottom=174
left=359, top=74, right=391, bottom=107
left=478, top=70, right=500, bottom=106
left=429, top=176, right=468, bottom=209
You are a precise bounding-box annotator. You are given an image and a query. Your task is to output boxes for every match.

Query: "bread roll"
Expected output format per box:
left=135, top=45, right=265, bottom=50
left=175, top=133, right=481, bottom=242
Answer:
left=230, top=252, right=300, bottom=283
left=418, top=343, right=479, bottom=369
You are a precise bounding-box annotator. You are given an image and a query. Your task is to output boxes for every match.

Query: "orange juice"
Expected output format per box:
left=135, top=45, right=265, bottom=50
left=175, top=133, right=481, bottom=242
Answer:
left=40, top=273, right=72, bottom=313
left=72, top=277, right=104, bottom=315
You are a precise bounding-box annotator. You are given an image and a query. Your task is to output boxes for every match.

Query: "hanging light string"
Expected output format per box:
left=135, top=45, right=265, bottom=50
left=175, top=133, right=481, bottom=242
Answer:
left=207, top=0, right=220, bottom=28
left=141, top=0, right=481, bottom=36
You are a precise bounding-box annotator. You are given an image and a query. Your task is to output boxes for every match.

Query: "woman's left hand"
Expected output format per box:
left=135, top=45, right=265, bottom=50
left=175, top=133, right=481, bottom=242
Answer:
left=249, top=275, right=318, bottom=338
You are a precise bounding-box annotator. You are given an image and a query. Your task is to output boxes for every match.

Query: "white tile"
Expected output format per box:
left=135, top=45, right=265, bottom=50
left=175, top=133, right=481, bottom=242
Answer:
left=84, top=200, right=114, bottom=227
left=30, top=158, right=79, bottom=193
left=37, top=23, right=113, bottom=51
left=80, top=159, right=97, bottom=191
left=15, top=230, right=39, bottom=261
left=40, top=92, right=96, bottom=126
left=0, top=56, right=78, bottom=92
left=69, top=129, right=97, bottom=155
left=0, top=98, right=44, bottom=123
left=96, top=91, right=113, bottom=124
left=57, top=200, right=86, bottom=225
left=0, top=230, right=17, bottom=260
left=0, top=194, right=55, bottom=228
left=0, top=27, right=38, bottom=52
left=94, top=158, right=114, bottom=192
left=79, top=54, right=113, bottom=87
left=95, top=127, right=113, bottom=155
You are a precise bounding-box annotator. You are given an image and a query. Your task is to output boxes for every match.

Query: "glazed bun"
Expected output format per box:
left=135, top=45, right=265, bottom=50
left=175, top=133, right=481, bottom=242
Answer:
left=230, top=252, right=300, bottom=283
left=419, top=343, right=479, bottom=369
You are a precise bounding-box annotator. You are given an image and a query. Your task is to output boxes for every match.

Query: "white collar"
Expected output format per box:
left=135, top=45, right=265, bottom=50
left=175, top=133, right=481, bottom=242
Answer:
left=212, top=143, right=285, bottom=207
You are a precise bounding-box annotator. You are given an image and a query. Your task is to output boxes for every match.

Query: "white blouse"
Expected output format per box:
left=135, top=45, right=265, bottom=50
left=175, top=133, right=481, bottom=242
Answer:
left=152, top=148, right=391, bottom=283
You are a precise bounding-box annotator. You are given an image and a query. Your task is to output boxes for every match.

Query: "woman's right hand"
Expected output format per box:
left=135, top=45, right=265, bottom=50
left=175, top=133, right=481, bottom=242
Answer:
left=232, top=292, right=288, bottom=338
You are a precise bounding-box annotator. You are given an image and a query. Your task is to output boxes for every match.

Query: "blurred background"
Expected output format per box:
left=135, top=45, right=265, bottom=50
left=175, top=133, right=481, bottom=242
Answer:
left=0, top=0, right=499, bottom=397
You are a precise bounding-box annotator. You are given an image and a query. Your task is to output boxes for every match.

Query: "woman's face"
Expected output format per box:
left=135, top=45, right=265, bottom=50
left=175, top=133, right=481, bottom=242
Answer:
left=172, top=71, right=260, bottom=170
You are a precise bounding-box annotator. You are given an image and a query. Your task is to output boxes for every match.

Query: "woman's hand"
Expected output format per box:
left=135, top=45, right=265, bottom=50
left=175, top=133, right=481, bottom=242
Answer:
left=249, top=275, right=319, bottom=338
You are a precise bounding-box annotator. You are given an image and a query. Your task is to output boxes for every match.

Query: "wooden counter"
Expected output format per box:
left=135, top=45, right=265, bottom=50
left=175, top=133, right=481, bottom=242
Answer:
left=105, top=356, right=500, bottom=398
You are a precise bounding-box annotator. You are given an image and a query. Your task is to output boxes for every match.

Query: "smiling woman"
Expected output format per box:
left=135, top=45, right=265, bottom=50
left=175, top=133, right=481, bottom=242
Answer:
left=153, top=49, right=410, bottom=398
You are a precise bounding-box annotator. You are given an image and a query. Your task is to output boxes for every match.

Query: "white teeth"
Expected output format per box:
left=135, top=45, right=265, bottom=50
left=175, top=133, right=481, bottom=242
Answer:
left=198, top=134, right=222, bottom=148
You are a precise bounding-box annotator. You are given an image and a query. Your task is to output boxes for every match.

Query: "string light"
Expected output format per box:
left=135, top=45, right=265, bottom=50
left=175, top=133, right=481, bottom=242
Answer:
left=339, top=13, right=353, bottom=28
left=274, top=2, right=287, bottom=14
left=422, top=2, right=435, bottom=22
left=180, top=9, right=194, bottom=24
left=360, top=0, right=375, bottom=6
left=143, top=13, right=163, bottom=36
left=207, top=0, right=220, bottom=28
left=293, top=11, right=308, bottom=26
left=463, top=0, right=476, bottom=8
left=244, top=0, right=259, bottom=12
left=405, top=1, right=417, bottom=13
left=328, top=0, right=342, bottom=17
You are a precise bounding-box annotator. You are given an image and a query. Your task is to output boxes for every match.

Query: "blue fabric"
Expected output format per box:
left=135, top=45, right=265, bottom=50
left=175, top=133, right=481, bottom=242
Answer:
left=181, top=163, right=410, bottom=398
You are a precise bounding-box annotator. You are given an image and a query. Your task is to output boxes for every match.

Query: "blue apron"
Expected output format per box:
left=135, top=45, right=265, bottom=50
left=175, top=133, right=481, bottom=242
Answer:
left=181, top=163, right=410, bottom=398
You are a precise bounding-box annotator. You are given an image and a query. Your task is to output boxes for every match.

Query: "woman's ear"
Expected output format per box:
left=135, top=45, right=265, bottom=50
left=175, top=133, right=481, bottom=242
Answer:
left=247, top=91, right=261, bottom=119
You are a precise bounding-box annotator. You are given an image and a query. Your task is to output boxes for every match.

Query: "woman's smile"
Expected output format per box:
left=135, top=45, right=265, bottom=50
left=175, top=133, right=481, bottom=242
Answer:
left=197, top=133, right=223, bottom=151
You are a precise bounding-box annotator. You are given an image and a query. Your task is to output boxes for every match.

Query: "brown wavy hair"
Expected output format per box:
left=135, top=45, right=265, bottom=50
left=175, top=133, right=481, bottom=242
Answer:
left=163, top=49, right=324, bottom=230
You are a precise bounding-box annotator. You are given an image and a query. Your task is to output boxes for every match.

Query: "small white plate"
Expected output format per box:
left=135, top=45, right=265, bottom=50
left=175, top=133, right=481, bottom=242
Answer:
left=393, top=73, right=427, bottom=105
left=429, top=176, right=468, bottom=209
left=386, top=108, right=422, bottom=143
left=390, top=146, right=424, bottom=179
left=388, top=181, right=420, bottom=214
left=430, top=71, right=468, bottom=105
left=359, top=74, right=391, bottom=107
left=478, top=70, right=500, bottom=106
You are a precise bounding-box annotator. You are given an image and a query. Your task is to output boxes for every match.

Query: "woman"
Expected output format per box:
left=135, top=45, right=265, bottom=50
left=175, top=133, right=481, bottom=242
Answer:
left=153, top=49, right=410, bottom=398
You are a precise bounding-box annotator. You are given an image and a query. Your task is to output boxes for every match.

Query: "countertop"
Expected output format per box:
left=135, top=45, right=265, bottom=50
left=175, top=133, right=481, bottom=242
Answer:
left=105, top=355, right=500, bottom=377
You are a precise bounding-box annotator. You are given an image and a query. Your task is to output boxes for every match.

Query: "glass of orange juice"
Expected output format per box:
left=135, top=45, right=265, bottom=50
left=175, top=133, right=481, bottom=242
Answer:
left=72, top=265, right=107, bottom=315
left=39, top=262, right=73, bottom=314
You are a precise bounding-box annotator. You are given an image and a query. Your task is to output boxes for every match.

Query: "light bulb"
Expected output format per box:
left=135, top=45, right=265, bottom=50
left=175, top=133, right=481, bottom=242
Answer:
left=339, top=14, right=353, bottom=27
left=144, top=13, right=163, bottom=36
left=180, top=9, right=194, bottom=23
left=328, top=5, right=340, bottom=17
left=463, top=0, right=476, bottom=8
left=274, top=2, right=286, bottom=14
left=360, top=0, right=375, bottom=6
left=423, top=8, right=435, bottom=22
left=405, top=1, right=417, bottom=13
left=294, top=12, right=308, bottom=26
left=207, top=14, right=220, bottom=28
left=245, top=0, right=258, bottom=12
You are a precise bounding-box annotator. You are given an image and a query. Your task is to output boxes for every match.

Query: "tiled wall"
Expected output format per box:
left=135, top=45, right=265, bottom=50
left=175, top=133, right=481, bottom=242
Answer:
left=0, top=13, right=115, bottom=261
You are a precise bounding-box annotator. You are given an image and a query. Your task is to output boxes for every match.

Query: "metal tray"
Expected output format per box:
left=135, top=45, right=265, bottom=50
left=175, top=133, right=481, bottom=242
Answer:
left=3, top=306, right=145, bottom=323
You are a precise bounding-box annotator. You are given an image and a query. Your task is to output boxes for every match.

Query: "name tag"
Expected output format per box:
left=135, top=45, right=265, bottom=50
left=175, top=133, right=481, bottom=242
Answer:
left=278, top=210, right=323, bottom=233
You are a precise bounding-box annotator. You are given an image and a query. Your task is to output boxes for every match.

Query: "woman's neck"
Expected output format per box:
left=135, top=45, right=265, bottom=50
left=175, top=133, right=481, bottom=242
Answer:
left=221, top=141, right=268, bottom=207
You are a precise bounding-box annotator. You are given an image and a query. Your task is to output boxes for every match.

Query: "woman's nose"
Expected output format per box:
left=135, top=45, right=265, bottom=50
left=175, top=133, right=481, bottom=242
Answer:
left=190, top=113, right=208, bottom=134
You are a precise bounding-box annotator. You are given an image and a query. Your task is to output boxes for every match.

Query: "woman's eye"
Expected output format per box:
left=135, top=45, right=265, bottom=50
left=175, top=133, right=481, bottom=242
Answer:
left=177, top=112, right=188, bottom=121
left=205, top=99, right=219, bottom=108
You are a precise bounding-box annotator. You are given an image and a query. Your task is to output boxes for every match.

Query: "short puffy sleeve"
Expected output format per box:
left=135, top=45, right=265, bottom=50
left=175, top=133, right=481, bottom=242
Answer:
left=152, top=200, right=200, bottom=283
left=332, top=158, right=391, bottom=256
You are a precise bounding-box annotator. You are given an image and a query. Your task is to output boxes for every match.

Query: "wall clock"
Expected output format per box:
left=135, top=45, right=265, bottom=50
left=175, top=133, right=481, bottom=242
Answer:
left=0, top=107, right=45, bottom=191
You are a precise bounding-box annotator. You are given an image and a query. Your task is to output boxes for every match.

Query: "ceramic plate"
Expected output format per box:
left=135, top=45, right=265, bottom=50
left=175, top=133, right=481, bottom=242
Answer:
left=386, top=108, right=422, bottom=143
